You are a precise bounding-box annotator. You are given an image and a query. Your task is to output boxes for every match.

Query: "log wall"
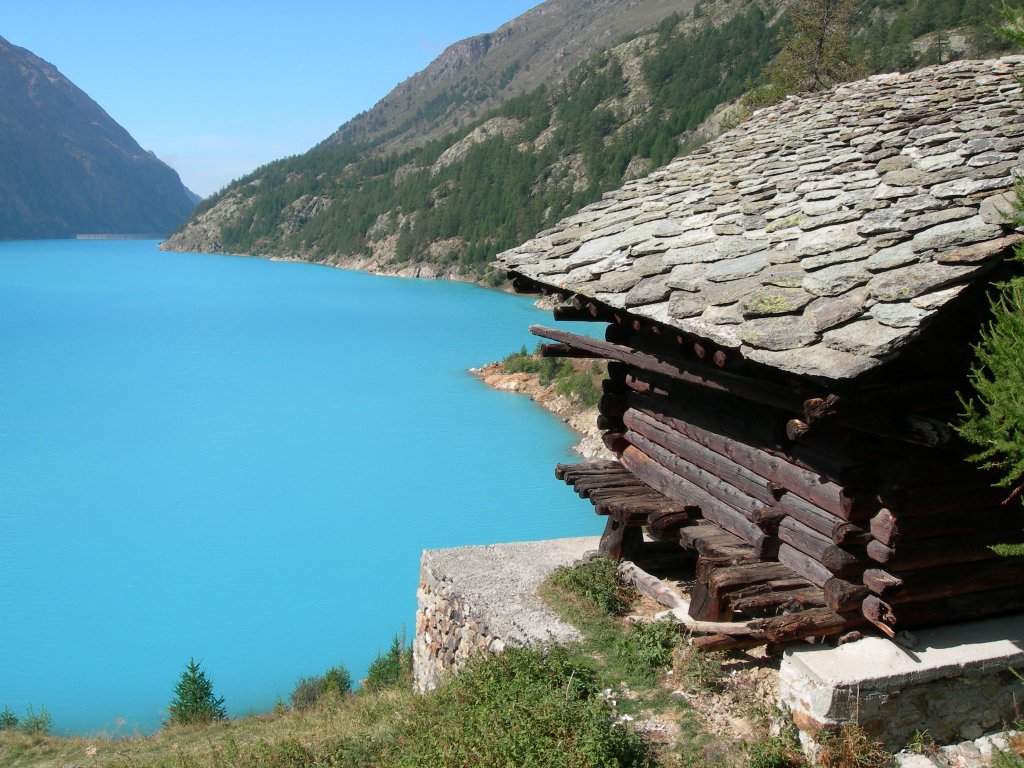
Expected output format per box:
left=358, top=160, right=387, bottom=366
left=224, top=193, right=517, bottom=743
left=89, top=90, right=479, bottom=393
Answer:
left=531, top=301, right=1024, bottom=645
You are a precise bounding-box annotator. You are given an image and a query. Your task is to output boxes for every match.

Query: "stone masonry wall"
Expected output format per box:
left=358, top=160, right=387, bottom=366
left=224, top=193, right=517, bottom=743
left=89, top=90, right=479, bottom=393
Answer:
left=413, top=556, right=506, bottom=693
left=412, top=537, right=599, bottom=693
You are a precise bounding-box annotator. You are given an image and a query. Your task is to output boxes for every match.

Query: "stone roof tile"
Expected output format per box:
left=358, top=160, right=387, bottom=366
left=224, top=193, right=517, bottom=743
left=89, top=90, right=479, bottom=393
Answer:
left=499, top=56, right=1024, bottom=380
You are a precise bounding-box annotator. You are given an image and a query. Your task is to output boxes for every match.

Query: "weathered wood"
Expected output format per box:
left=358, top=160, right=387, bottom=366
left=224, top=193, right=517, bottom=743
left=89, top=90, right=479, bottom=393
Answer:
left=556, top=460, right=621, bottom=480
left=870, top=507, right=1024, bottom=547
left=531, top=324, right=815, bottom=415
left=877, top=482, right=1013, bottom=516
left=823, top=577, right=870, bottom=612
left=648, top=508, right=694, bottom=540
left=863, top=586, right=1024, bottom=635
left=778, top=543, right=835, bottom=588
left=627, top=393, right=873, bottom=517
left=599, top=393, right=627, bottom=420
left=538, top=342, right=604, bottom=359
left=778, top=518, right=865, bottom=578
left=626, top=428, right=765, bottom=519
left=689, top=578, right=725, bottom=622
left=553, top=304, right=598, bottom=322
left=618, top=562, right=688, bottom=611
left=679, top=522, right=759, bottom=565
left=863, top=557, right=1024, bottom=603
left=692, top=609, right=866, bottom=651
left=706, top=562, right=804, bottom=599
left=621, top=444, right=773, bottom=554
left=602, top=432, right=630, bottom=454
left=866, top=534, right=1013, bottom=570
left=728, top=586, right=827, bottom=615
left=750, top=506, right=787, bottom=527
left=599, top=516, right=645, bottom=561
left=627, top=407, right=872, bottom=533
left=787, top=419, right=812, bottom=441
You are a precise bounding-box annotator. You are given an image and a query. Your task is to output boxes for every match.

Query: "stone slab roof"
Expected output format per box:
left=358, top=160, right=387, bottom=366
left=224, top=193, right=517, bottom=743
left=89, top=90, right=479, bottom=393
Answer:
left=499, top=56, right=1024, bottom=380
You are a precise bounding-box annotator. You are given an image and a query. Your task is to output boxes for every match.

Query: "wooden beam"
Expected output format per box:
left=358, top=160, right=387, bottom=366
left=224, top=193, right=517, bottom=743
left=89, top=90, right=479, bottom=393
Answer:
left=863, top=586, right=1024, bottom=635
left=869, top=507, right=1024, bottom=547
left=692, top=609, right=867, bottom=651
left=863, top=558, right=1024, bottom=603
left=620, top=445, right=774, bottom=555
left=530, top=324, right=815, bottom=414
left=866, top=534, right=1012, bottom=571
left=778, top=517, right=865, bottom=578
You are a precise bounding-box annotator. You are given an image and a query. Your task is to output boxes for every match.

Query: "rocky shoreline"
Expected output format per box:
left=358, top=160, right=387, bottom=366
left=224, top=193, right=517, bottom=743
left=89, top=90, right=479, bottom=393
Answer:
left=470, top=361, right=612, bottom=461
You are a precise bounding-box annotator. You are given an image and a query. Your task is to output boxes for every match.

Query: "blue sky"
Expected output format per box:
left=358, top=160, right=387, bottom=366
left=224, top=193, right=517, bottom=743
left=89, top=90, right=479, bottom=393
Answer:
left=5, top=1, right=539, bottom=197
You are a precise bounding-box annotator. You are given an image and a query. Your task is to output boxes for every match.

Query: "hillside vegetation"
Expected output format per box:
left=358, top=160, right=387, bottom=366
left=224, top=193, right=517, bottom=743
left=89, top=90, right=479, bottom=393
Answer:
left=163, top=0, right=1014, bottom=280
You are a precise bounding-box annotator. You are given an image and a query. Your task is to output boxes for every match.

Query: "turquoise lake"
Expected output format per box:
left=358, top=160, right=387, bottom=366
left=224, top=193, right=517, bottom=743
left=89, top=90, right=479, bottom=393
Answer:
left=0, top=240, right=601, bottom=736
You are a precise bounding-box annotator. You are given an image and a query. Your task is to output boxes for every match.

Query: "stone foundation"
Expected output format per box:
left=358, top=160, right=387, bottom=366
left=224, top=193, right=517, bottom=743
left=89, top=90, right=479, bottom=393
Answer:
left=780, top=614, right=1024, bottom=752
left=412, top=536, right=599, bottom=692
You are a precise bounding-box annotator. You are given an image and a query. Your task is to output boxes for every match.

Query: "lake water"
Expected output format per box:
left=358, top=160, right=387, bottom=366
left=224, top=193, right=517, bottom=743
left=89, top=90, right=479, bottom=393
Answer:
left=0, top=240, right=601, bottom=736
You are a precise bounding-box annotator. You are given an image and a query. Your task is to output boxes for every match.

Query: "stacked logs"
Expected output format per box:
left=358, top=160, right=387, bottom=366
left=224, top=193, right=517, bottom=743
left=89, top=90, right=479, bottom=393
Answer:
left=528, top=302, right=1024, bottom=645
left=860, top=455, right=1024, bottom=636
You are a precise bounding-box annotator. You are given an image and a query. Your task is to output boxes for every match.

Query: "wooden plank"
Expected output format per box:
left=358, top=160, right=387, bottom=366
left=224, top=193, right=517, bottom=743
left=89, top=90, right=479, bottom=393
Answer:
left=598, top=516, right=644, bottom=561
left=707, top=562, right=804, bottom=598
left=778, top=517, right=865, bottom=578
left=624, top=372, right=875, bottom=484
left=728, top=586, right=827, bottom=615
left=620, top=445, right=772, bottom=554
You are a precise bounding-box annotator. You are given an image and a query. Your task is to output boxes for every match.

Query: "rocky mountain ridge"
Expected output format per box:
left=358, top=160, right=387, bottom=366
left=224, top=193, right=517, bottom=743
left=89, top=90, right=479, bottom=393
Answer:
left=0, top=35, right=197, bottom=239
left=327, top=0, right=698, bottom=153
left=164, top=0, right=1012, bottom=280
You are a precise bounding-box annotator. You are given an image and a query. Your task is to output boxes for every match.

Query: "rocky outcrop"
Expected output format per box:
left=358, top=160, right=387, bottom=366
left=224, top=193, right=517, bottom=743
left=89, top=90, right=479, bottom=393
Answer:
left=471, top=361, right=613, bottom=460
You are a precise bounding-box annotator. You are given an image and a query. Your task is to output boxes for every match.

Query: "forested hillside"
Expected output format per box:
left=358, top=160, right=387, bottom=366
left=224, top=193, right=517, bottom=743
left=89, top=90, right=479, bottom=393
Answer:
left=163, top=0, right=1014, bottom=281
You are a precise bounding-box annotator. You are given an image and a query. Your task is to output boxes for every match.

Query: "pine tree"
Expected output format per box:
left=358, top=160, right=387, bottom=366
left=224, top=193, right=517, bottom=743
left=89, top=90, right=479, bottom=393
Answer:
left=769, top=0, right=861, bottom=95
left=167, top=658, right=227, bottom=725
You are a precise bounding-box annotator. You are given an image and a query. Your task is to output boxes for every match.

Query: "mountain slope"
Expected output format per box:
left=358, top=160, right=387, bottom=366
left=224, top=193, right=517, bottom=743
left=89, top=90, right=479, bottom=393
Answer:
left=329, top=0, right=699, bottom=153
left=164, top=0, right=1013, bottom=279
left=0, top=35, right=197, bottom=239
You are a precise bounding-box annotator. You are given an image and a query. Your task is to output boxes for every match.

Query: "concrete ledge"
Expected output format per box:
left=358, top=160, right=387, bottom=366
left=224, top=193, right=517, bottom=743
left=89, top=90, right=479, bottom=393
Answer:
left=413, top=536, right=599, bottom=691
left=780, top=613, right=1024, bottom=750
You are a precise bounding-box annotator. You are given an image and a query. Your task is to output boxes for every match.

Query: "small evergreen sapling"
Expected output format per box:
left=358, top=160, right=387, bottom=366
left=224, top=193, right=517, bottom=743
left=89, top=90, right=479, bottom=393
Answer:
left=167, top=658, right=227, bottom=725
left=956, top=4, right=1024, bottom=510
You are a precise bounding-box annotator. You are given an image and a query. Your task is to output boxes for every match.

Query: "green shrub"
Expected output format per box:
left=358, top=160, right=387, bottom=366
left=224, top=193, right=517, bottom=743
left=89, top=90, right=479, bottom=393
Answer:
left=380, top=645, right=653, bottom=767
left=0, top=706, right=17, bottom=730
left=364, top=632, right=413, bottom=692
left=549, top=556, right=636, bottom=615
left=614, top=618, right=680, bottom=677
left=19, top=704, right=51, bottom=735
left=288, top=676, right=323, bottom=712
left=167, top=658, right=227, bottom=726
left=321, top=663, right=353, bottom=696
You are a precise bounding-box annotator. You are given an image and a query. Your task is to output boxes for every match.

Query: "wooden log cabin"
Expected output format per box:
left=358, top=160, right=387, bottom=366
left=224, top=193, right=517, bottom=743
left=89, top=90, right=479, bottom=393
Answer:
left=497, top=56, right=1024, bottom=648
